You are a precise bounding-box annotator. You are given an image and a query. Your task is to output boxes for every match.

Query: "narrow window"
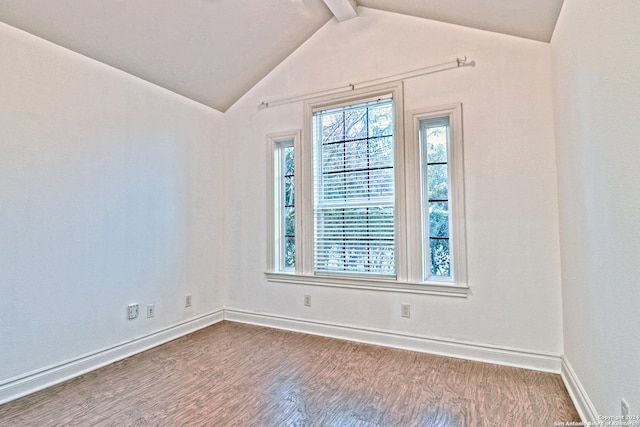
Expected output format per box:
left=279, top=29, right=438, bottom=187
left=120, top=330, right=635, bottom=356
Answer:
left=312, top=96, right=396, bottom=277
left=269, top=134, right=297, bottom=272
left=420, top=117, right=452, bottom=281
left=281, top=143, right=296, bottom=269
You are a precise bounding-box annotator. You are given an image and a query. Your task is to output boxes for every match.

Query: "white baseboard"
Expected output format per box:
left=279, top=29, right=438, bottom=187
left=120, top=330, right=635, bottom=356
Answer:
left=223, top=308, right=563, bottom=373
left=0, top=309, right=224, bottom=406
left=561, top=356, right=598, bottom=423
left=4, top=307, right=591, bottom=416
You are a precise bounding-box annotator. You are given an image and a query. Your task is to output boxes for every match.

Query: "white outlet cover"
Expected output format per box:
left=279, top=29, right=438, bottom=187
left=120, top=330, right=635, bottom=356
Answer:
left=401, top=304, right=411, bottom=318
left=127, top=303, right=139, bottom=319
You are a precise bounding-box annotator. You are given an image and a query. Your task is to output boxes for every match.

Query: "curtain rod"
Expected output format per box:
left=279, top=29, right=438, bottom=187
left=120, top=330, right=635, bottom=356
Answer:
left=258, top=56, right=475, bottom=110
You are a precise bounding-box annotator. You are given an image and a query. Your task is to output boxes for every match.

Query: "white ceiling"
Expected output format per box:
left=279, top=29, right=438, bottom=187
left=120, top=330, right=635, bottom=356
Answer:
left=0, top=0, right=564, bottom=112
left=358, top=0, right=564, bottom=42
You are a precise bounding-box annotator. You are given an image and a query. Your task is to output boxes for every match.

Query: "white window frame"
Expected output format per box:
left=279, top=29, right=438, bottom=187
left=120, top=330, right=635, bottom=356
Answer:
left=405, top=103, right=468, bottom=289
left=265, top=86, right=468, bottom=297
left=266, top=130, right=301, bottom=274
left=312, top=94, right=397, bottom=278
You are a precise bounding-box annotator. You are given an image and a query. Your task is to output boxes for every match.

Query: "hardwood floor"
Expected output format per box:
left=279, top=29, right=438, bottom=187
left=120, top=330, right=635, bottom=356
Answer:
left=0, top=321, right=580, bottom=426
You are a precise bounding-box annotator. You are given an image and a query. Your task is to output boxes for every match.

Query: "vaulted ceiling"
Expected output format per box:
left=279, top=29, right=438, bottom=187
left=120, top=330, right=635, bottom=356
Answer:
left=0, top=0, right=564, bottom=112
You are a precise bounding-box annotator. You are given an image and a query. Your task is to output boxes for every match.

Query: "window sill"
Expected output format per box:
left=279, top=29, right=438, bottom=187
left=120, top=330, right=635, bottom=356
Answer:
left=264, top=272, right=469, bottom=298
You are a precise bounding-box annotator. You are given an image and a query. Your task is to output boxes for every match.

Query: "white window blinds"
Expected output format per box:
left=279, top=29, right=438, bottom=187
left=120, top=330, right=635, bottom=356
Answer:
left=312, top=96, right=396, bottom=277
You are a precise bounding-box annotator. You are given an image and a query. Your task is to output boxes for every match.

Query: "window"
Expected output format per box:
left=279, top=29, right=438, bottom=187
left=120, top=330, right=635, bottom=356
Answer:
left=313, top=96, right=396, bottom=277
left=267, top=131, right=300, bottom=272
left=266, top=84, right=467, bottom=297
left=411, top=104, right=467, bottom=288
left=420, top=117, right=452, bottom=281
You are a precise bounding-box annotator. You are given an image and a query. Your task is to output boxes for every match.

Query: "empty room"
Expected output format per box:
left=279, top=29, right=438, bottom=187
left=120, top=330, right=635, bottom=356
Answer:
left=1, top=0, right=638, bottom=425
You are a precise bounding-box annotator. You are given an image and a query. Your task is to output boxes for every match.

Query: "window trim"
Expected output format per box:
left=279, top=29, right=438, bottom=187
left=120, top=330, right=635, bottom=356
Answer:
left=405, top=103, right=468, bottom=289
left=302, top=82, right=407, bottom=280
left=264, top=271, right=468, bottom=297
left=311, top=94, right=397, bottom=278
left=265, top=87, right=469, bottom=297
left=266, top=130, right=302, bottom=274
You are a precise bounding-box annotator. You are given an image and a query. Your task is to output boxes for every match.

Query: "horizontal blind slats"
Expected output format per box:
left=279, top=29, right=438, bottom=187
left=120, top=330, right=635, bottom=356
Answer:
left=313, top=97, right=396, bottom=277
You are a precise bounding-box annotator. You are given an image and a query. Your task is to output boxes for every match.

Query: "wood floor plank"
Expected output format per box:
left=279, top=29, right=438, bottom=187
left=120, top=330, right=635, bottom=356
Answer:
left=0, top=321, right=580, bottom=426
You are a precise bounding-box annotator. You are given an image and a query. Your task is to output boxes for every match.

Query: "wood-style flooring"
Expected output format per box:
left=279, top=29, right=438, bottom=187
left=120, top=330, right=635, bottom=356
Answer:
left=0, top=321, right=580, bottom=426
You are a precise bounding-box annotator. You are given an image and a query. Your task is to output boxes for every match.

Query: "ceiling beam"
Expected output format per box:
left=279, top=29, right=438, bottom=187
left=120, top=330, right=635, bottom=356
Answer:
left=322, top=0, right=359, bottom=22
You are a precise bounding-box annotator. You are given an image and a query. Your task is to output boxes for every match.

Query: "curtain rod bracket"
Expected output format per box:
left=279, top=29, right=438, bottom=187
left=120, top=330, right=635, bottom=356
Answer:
left=456, top=56, right=476, bottom=68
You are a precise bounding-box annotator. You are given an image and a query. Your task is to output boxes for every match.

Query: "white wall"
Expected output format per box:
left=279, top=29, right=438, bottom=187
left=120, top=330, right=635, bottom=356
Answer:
left=0, top=22, right=224, bottom=385
left=551, top=0, right=640, bottom=417
left=2, top=3, right=595, bottom=408
left=223, top=8, right=563, bottom=358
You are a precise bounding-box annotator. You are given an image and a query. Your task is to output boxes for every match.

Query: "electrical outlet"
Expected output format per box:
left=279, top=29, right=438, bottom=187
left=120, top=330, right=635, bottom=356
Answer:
left=401, top=304, right=411, bottom=318
left=146, top=304, right=155, bottom=318
left=185, top=295, right=192, bottom=307
left=304, top=294, right=311, bottom=307
left=622, top=398, right=630, bottom=418
left=127, top=303, right=139, bottom=319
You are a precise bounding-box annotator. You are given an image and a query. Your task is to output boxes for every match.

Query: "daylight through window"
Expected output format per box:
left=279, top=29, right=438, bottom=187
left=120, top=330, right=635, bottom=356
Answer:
left=312, top=97, right=395, bottom=276
left=266, top=85, right=467, bottom=296
left=270, top=135, right=297, bottom=272
left=420, top=117, right=452, bottom=281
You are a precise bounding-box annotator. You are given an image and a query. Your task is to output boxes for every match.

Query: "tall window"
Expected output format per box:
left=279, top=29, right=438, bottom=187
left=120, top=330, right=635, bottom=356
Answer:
left=282, top=143, right=296, bottom=269
left=312, top=96, right=395, bottom=276
left=411, top=104, right=466, bottom=287
left=266, top=84, right=467, bottom=297
left=420, top=117, right=452, bottom=281
left=267, top=132, right=299, bottom=272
